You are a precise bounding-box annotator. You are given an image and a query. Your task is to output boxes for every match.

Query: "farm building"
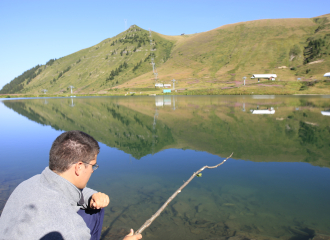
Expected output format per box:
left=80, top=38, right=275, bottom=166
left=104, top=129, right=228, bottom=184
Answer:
left=251, top=107, right=275, bottom=114
left=251, top=74, right=277, bottom=82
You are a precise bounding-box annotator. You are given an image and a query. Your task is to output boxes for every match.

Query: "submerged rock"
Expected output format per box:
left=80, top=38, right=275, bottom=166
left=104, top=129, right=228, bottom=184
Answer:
left=196, top=204, right=204, bottom=213
left=172, top=201, right=192, bottom=217
left=289, top=226, right=315, bottom=239
left=110, top=206, right=120, bottom=212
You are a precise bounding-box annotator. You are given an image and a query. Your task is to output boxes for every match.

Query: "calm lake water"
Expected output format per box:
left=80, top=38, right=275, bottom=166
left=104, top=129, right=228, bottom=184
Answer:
left=0, top=95, right=330, bottom=240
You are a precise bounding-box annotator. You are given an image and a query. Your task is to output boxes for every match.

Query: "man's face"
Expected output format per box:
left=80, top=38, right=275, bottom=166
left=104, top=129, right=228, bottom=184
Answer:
left=78, top=156, right=97, bottom=189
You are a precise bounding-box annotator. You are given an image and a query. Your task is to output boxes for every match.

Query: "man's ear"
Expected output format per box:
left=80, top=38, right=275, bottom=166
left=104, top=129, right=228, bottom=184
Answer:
left=74, top=162, right=84, bottom=176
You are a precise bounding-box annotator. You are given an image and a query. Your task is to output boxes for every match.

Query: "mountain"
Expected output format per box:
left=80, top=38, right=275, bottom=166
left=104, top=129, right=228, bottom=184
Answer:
left=0, top=25, right=174, bottom=95
left=1, top=14, right=330, bottom=95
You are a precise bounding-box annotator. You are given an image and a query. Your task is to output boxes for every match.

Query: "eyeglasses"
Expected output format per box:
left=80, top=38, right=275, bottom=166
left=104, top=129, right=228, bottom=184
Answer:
left=81, top=162, right=99, bottom=171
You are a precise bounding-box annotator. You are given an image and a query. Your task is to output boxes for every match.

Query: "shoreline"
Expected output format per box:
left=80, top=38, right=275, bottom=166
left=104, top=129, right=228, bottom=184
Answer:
left=1, top=92, right=329, bottom=100
left=2, top=79, right=330, bottom=98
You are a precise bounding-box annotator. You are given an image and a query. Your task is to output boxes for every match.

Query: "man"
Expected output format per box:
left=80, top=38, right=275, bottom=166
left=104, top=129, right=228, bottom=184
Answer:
left=0, top=130, right=142, bottom=240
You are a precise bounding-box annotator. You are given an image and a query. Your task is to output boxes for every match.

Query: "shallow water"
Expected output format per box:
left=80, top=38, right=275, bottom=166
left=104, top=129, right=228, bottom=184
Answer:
left=0, top=95, right=330, bottom=240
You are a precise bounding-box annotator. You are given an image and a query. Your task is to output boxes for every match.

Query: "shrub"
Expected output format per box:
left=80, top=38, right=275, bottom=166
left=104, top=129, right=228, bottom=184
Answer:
left=289, top=45, right=301, bottom=56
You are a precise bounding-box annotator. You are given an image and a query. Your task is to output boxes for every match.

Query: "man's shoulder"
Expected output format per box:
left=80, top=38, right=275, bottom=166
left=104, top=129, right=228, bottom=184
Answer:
left=0, top=196, right=89, bottom=240
left=9, top=174, right=42, bottom=198
left=0, top=173, right=89, bottom=240
left=12, top=173, right=47, bottom=193
left=5, top=172, right=64, bottom=208
left=16, top=173, right=40, bottom=187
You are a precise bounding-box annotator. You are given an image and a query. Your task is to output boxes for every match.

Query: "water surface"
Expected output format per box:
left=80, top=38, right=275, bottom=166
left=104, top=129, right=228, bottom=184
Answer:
left=1, top=95, right=330, bottom=240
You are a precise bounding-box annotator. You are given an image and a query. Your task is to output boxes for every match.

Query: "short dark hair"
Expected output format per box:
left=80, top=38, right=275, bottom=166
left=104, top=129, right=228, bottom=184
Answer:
left=49, top=130, right=100, bottom=173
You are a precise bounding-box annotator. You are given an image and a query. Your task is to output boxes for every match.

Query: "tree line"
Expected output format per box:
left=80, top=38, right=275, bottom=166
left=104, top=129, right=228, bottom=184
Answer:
left=0, top=65, right=41, bottom=94
left=110, top=32, right=150, bottom=47
left=46, top=59, right=56, bottom=66
left=52, top=66, right=72, bottom=84
left=106, top=62, right=128, bottom=82
left=304, top=37, right=329, bottom=64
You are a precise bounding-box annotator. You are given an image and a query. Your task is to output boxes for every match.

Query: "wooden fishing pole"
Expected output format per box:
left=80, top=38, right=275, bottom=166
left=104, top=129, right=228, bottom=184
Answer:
left=135, top=152, right=233, bottom=235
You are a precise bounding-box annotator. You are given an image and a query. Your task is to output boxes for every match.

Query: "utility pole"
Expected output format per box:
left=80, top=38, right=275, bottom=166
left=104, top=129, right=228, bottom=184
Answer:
left=69, top=85, right=74, bottom=94
left=171, top=79, right=176, bottom=90
left=151, top=62, right=155, bottom=73
left=149, top=29, right=159, bottom=83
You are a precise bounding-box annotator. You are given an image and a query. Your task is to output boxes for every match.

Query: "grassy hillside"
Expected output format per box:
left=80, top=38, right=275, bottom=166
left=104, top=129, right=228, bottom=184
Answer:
left=0, top=25, right=174, bottom=95
left=1, top=14, right=330, bottom=95
left=130, top=15, right=330, bottom=93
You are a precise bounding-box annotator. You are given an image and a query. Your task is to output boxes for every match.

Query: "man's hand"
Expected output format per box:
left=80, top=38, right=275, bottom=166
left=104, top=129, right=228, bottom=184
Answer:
left=90, top=192, right=110, bottom=209
left=123, top=229, right=142, bottom=240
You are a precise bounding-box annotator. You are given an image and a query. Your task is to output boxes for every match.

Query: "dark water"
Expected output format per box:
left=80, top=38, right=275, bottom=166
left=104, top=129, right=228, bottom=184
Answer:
left=1, top=95, right=330, bottom=240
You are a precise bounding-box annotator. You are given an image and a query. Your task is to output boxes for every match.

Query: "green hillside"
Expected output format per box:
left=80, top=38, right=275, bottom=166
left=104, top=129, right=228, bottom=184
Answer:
left=1, top=14, right=330, bottom=95
left=0, top=25, right=174, bottom=95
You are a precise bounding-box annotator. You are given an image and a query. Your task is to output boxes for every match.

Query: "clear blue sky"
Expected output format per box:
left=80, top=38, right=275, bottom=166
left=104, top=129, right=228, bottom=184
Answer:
left=0, top=0, right=329, bottom=89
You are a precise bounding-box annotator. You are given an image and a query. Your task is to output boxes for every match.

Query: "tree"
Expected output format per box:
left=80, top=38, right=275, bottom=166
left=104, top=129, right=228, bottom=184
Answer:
left=0, top=65, right=40, bottom=94
left=289, top=45, right=301, bottom=57
left=46, top=59, right=56, bottom=66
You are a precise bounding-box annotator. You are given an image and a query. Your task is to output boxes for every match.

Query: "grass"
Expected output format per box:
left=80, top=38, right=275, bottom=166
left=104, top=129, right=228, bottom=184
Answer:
left=2, top=79, right=330, bottom=99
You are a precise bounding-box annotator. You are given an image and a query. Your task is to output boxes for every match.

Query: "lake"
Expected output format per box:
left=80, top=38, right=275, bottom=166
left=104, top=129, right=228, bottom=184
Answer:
left=0, top=95, right=330, bottom=240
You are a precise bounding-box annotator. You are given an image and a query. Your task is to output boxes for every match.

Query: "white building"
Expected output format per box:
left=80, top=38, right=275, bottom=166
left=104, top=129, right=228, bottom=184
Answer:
left=155, top=83, right=172, bottom=88
left=321, top=111, right=330, bottom=116
left=251, top=107, right=275, bottom=114
left=324, top=72, right=330, bottom=78
left=251, top=74, right=277, bottom=81
left=155, top=83, right=164, bottom=88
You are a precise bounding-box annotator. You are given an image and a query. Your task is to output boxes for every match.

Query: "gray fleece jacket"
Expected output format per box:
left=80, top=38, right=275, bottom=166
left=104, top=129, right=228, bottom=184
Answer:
left=0, top=167, right=97, bottom=240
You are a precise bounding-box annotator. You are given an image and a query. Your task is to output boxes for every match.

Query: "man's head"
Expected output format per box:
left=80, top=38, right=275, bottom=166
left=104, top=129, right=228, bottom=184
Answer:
left=49, top=130, right=100, bottom=173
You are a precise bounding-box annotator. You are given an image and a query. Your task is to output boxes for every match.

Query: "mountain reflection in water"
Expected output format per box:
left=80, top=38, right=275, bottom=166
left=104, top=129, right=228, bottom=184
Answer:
left=1, top=95, right=330, bottom=240
left=3, top=95, right=330, bottom=166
